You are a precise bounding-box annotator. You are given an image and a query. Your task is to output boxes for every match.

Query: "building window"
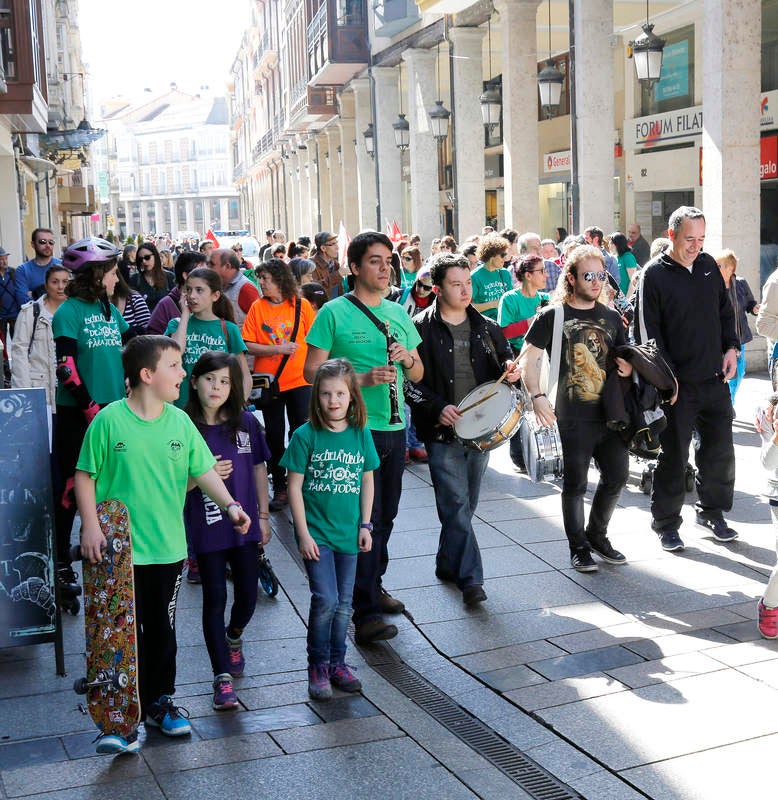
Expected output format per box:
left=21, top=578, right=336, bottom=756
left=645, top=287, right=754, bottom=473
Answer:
left=764, top=0, right=778, bottom=92
left=0, top=0, right=16, bottom=81
left=639, top=25, right=694, bottom=116
left=336, top=0, right=363, bottom=26
left=158, top=170, right=166, bottom=194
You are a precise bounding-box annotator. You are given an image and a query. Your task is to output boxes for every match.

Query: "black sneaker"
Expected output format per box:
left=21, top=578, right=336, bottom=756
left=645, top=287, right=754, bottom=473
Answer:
left=589, top=537, right=627, bottom=565
left=695, top=513, right=738, bottom=542
left=570, top=549, right=598, bottom=572
left=658, top=530, right=685, bottom=552
left=462, top=585, right=487, bottom=606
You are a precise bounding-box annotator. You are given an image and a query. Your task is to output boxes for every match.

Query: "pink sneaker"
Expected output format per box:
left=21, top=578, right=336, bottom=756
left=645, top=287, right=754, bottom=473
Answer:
left=758, top=599, right=778, bottom=639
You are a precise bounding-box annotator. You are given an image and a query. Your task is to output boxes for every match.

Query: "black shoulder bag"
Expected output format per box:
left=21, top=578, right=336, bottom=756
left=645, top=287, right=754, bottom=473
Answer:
left=250, top=298, right=301, bottom=410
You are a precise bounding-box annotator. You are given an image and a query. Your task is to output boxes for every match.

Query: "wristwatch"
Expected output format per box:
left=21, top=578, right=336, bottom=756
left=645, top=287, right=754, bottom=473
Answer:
left=359, top=523, right=374, bottom=532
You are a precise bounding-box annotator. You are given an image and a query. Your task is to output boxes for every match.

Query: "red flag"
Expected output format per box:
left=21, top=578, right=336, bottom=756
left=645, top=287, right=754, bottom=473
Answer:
left=337, top=221, right=350, bottom=269
left=205, top=229, right=220, bottom=248
left=386, top=219, right=403, bottom=245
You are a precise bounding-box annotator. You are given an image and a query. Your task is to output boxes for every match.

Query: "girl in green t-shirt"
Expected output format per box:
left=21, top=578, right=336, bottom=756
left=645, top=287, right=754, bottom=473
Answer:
left=165, top=266, right=251, bottom=409
left=281, top=358, right=379, bottom=702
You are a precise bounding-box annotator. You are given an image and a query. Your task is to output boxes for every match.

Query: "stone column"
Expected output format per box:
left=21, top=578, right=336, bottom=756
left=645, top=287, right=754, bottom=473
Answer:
left=168, top=200, right=178, bottom=233
left=492, top=0, right=541, bottom=232
left=372, top=66, right=403, bottom=232
left=153, top=200, right=165, bottom=234
left=317, top=133, right=332, bottom=232
left=123, top=201, right=132, bottom=234
left=219, top=198, right=230, bottom=230
left=139, top=202, right=149, bottom=234
left=449, top=27, right=486, bottom=238
left=337, top=117, right=359, bottom=236
left=702, top=0, right=762, bottom=366
left=184, top=199, right=194, bottom=232
left=403, top=48, right=442, bottom=249
left=351, top=77, right=378, bottom=230
left=325, top=128, right=345, bottom=231
left=300, top=146, right=313, bottom=235
left=202, top=200, right=211, bottom=233
left=287, top=152, right=300, bottom=238
left=574, top=0, right=614, bottom=230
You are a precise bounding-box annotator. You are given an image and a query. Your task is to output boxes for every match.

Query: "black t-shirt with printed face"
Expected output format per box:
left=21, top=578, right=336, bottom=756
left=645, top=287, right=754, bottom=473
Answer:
left=525, top=302, right=626, bottom=421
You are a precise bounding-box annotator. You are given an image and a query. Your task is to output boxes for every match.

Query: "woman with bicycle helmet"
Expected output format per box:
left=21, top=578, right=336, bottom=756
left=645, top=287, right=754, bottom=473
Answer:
left=52, top=237, right=129, bottom=609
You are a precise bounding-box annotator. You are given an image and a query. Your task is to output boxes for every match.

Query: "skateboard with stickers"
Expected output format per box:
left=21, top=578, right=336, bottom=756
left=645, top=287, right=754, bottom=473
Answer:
left=72, top=499, right=140, bottom=743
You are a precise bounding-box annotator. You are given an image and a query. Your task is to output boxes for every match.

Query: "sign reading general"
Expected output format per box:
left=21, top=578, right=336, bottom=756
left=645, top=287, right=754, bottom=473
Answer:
left=625, top=106, right=703, bottom=150
left=543, top=150, right=571, bottom=173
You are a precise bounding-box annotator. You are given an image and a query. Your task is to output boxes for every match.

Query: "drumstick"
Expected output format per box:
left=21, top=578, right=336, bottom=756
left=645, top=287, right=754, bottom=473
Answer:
left=458, top=368, right=511, bottom=414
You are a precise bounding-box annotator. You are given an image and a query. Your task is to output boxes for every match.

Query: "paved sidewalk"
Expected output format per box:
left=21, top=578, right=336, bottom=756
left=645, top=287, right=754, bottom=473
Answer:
left=0, top=373, right=775, bottom=799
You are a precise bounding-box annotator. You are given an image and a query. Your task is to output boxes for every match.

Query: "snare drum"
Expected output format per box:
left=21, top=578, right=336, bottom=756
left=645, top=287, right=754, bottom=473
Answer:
left=519, top=413, right=564, bottom=482
left=453, top=381, right=523, bottom=452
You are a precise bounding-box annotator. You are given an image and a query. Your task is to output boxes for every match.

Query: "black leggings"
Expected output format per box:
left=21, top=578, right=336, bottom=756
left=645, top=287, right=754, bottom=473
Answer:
left=197, top=543, right=260, bottom=676
left=262, top=385, right=311, bottom=489
left=54, top=404, right=89, bottom=563
left=134, top=561, right=184, bottom=715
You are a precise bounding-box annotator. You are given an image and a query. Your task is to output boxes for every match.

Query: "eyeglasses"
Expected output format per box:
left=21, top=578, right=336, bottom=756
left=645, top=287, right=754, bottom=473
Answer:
left=582, top=271, right=607, bottom=282
left=140, top=254, right=154, bottom=262
left=416, top=283, right=433, bottom=291
left=527, top=268, right=547, bottom=274
left=36, top=239, right=55, bottom=246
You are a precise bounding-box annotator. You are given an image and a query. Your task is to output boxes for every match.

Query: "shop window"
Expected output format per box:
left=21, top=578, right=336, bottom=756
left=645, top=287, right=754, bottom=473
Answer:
left=763, top=0, right=778, bottom=91
left=638, top=25, right=694, bottom=116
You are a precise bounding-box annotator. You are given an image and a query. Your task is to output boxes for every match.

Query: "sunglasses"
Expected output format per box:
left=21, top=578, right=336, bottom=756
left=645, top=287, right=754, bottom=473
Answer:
left=233, top=246, right=242, bottom=251
left=36, top=239, right=55, bottom=246
left=417, top=283, right=433, bottom=291
left=402, top=256, right=414, bottom=262
left=140, top=253, right=154, bottom=261
left=582, top=271, right=607, bottom=282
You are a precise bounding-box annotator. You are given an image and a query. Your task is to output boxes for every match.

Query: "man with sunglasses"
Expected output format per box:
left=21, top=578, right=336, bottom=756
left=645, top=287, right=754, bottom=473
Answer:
left=520, top=245, right=633, bottom=572
left=15, top=228, right=62, bottom=308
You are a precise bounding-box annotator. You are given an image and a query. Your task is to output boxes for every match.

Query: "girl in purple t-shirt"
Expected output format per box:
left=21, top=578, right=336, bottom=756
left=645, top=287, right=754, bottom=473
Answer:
left=184, top=351, right=271, bottom=711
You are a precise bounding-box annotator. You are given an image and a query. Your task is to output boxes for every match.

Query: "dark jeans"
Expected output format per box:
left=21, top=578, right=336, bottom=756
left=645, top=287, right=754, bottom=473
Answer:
left=263, top=385, right=311, bottom=490
left=558, top=419, right=629, bottom=553
left=304, top=546, right=358, bottom=665
left=197, top=543, right=259, bottom=676
left=352, top=428, right=405, bottom=625
left=133, top=561, right=184, bottom=715
left=428, top=441, right=489, bottom=589
left=652, top=378, right=735, bottom=532
left=54, top=404, right=89, bottom=563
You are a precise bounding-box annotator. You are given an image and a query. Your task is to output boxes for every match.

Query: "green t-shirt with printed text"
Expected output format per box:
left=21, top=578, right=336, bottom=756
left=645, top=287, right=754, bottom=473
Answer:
left=280, top=422, right=380, bottom=553
left=165, top=316, right=247, bottom=407
left=76, top=399, right=216, bottom=565
left=497, top=289, right=549, bottom=350
left=52, top=297, right=129, bottom=407
left=470, top=266, right=513, bottom=321
left=305, top=295, right=422, bottom=431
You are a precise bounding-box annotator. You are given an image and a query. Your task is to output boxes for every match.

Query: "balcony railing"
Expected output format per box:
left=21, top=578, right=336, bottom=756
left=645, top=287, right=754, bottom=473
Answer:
left=307, top=0, right=368, bottom=86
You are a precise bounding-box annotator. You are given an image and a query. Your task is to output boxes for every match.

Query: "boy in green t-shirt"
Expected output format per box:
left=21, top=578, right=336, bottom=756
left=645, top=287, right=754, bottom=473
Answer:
left=75, top=335, right=250, bottom=756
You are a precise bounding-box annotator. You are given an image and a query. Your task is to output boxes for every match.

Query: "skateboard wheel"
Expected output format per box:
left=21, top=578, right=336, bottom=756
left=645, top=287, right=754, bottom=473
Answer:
left=110, top=538, right=122, bottom=554
left=74, top=677, right=88, bottom=695
left=116, top=672, right=129, bottom=689
left=258, top=563, right=279, bottom=598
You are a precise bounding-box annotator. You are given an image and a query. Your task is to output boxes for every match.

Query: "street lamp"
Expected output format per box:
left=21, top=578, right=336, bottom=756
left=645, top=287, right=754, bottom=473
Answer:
left=629, top=2, right=665, bottom=87
left=536, top=0, right=564, bottom=118
left=392, top=113, right=410, bottom=151
left=363, top=123, right=375, bottom=159
left=480, top=18, right=501, bottom=131
left=428, top=100, right=451, bottom=142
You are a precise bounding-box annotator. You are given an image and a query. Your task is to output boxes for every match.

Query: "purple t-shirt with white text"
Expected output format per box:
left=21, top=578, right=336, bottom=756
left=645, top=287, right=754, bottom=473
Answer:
left=184, top=411, right=270, bottom=554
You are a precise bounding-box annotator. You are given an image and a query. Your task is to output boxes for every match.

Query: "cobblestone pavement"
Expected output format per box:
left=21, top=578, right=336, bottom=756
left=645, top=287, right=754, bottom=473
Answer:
left=0, top=373, right=775, bottom=800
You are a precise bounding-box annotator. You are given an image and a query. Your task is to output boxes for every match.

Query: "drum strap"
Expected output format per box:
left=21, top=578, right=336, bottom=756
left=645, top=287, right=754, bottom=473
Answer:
left=548, top=304, right=564, bottom=407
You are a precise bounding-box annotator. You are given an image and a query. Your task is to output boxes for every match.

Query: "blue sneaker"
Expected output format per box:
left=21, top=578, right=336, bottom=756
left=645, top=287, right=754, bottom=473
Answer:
left=145, top=695, right=191, bottom=736
left=96, top=732, right=140, bottom=755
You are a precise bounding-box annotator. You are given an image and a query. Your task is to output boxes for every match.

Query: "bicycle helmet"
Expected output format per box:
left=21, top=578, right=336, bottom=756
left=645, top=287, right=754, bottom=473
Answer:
left=62, top=237, right=121, bottom=272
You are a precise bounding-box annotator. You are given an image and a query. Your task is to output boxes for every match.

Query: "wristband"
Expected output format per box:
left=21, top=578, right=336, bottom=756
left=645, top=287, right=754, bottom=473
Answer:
left=403, top=355, right=415, bottom=371
left=259, top=512, right=270, bottom=519
left=533, top=393, right=546, bottom=399
left=225, top=502, right=242, bottom=514
left=359, top=522, right=374, bottom=532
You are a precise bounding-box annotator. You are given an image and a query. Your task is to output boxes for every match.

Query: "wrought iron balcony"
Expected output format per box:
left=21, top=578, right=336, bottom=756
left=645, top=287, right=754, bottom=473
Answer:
left=307, top=0, right=368, bottom=87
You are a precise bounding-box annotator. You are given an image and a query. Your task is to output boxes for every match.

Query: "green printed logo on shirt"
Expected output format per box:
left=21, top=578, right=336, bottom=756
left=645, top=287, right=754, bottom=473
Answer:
left=82, top=312, right=124, bottom=349
left=305, top=449, right=366, bottom=494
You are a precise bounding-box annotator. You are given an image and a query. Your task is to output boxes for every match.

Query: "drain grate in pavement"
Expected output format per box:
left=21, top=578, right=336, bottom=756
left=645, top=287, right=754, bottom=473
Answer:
left=360, top=642, right=582, bottom=800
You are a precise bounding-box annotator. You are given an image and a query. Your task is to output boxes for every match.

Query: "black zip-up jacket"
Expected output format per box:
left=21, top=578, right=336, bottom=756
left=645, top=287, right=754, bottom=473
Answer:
left=634, top=250, right=738, bottom=384
left=405, top=301, right=513, bottom=444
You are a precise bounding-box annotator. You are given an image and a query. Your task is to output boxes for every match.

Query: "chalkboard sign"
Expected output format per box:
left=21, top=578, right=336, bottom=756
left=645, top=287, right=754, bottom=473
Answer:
left=0, top=389, right=56, bottom=647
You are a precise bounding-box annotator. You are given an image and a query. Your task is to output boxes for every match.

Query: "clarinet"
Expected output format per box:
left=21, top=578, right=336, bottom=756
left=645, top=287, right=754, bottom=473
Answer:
left=384, top=322, right=402, bottom=426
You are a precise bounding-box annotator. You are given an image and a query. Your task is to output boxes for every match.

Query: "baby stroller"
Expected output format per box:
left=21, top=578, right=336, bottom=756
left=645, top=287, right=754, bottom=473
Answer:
left=631, top=425, right=696, bottom=496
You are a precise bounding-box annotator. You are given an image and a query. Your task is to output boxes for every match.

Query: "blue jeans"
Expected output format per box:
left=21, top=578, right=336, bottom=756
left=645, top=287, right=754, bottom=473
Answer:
left=405, top=403, right=423, bottom=450
left=727, top=345, right=746, bottom=404
left=427, top=441, right=489, bottom=588
left=353, top=428, right=405, bottom=625
left=304, top=546, right=358, bottom=666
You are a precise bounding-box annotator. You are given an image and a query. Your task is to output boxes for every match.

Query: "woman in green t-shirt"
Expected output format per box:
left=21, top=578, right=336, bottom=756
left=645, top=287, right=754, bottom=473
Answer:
left=610, top=232, right=638, bottom=296
left=497, top=253, right=550, bottom=355
left=52, top=237, right=129, bottom=609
